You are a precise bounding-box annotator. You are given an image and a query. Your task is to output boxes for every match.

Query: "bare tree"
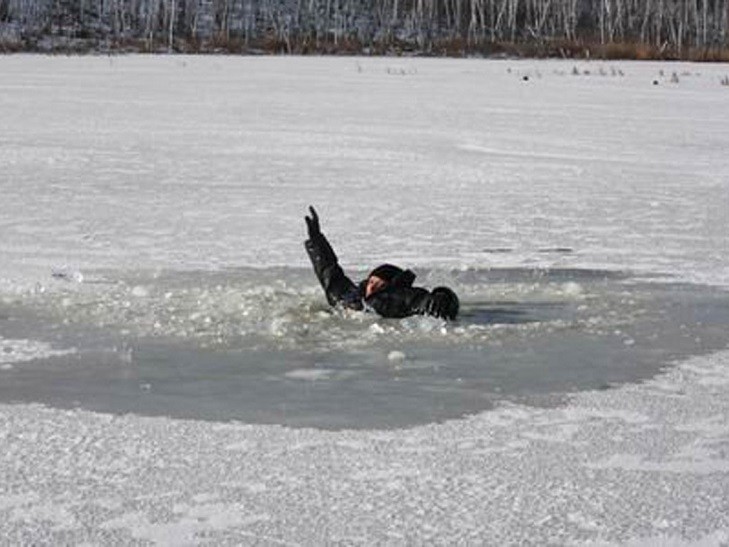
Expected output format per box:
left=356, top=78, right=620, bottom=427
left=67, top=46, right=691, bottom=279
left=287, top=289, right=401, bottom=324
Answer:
left=2, top=0, right=729, bottom=56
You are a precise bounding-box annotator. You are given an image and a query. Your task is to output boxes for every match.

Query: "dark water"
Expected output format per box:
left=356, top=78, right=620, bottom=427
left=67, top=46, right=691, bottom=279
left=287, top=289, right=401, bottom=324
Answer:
left=1, top=267, right=728, bottom=430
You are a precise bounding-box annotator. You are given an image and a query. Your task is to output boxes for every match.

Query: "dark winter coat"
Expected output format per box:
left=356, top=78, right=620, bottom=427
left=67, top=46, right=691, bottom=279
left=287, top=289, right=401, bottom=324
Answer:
left=305, top=232, right=458, bottom=319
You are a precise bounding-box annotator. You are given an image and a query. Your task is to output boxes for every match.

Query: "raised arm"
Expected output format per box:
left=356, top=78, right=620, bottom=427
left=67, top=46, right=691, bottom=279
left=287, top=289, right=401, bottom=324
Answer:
left=304, top=206, right=360, bottom=309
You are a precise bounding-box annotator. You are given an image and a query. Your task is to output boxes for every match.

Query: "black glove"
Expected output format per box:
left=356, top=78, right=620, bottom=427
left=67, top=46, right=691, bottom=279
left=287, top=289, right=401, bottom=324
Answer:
left=426, top=287, right=459, bottom=320
left=305, top=205, right=321, bottom=239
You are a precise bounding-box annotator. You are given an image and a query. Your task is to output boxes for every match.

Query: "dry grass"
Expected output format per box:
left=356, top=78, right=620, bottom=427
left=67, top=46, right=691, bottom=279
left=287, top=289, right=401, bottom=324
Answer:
left=3, top=29, right=729, bottom=62
left=0, top=39, right=24, bottom=53
left=685, top=47, right=729, bottom=62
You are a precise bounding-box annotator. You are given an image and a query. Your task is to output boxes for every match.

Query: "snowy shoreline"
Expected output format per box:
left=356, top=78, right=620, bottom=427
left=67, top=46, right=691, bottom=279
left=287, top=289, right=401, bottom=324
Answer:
left=1, top=55, right=728, bottom=542
left=2, top=349, right=729, bottom=543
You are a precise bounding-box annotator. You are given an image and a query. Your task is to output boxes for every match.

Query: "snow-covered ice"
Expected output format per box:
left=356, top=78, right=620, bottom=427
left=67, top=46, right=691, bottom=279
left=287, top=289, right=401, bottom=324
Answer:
left=1, top=55, right=729, bottom=543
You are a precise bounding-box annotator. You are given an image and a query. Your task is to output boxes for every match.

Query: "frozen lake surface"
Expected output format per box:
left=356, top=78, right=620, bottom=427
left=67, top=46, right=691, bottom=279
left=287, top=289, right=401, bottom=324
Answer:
left=2, top=266, right=729, bottom=429
left=1, top=55, right=728, bottom=543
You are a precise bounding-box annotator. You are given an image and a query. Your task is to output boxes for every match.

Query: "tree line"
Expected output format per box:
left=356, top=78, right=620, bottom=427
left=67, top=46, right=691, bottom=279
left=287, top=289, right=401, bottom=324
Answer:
left=1, top=0, right=728, bottom=58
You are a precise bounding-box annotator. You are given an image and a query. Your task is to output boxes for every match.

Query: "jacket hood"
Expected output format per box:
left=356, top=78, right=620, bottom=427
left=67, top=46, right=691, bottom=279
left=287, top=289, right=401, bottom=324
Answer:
left=367, top=264, right=416, bottom=288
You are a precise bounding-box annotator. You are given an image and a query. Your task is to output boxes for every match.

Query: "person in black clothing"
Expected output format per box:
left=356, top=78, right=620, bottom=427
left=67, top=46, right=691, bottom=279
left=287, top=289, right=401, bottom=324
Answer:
left=304, top=206, right=459, bottom=320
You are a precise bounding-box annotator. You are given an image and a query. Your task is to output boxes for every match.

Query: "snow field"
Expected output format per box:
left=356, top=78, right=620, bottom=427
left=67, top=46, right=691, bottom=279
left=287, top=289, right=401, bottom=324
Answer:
left=0, top=55, right=728, bottom=543
left=1, top=350, right=729, bottom=543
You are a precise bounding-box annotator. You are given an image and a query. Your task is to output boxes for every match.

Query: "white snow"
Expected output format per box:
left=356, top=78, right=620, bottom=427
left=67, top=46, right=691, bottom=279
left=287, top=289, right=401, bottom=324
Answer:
left=1, top=55, right=728, bottom=543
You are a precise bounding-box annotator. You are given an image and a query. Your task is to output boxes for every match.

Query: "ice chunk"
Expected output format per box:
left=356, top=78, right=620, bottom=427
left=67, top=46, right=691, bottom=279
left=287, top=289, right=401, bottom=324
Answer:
left=131, top=285, right=149, bottom=298
left=388, top=350, right=406, bottom=363
left=285, top=368, right=335, bottom=381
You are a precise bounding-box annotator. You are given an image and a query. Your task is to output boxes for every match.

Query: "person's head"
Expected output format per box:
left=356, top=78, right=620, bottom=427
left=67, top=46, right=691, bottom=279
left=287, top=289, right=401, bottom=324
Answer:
left=365, top=264, right=403, bottom=299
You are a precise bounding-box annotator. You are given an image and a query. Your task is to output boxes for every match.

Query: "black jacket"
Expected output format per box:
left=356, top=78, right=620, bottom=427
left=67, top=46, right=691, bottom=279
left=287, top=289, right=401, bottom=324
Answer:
left=305, top=232, right=457, bottom=319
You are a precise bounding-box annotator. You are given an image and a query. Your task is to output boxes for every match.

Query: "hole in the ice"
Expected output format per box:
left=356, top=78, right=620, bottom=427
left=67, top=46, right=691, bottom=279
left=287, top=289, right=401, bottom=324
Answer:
left=482, top=247, right=513, bottom=253
left=0, top=267, right=728, bottom=431
left=538, top=247, right=574, bottom=253
left=461, top=302, right=561, bottom=325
